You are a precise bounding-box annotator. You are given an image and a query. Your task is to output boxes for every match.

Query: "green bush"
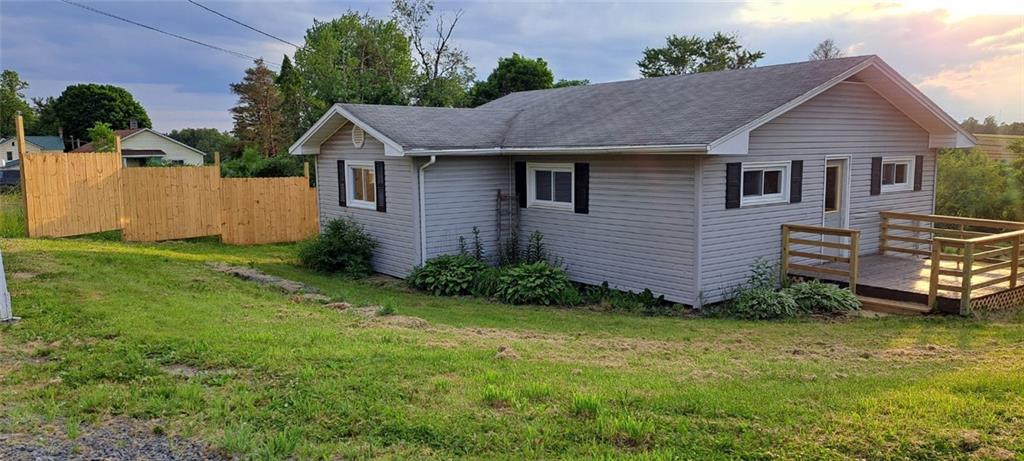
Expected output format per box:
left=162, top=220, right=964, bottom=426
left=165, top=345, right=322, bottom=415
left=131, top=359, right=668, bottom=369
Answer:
left=582, top=282, right=676, bottom=316
left=783, top=280, right=861, bottom=314
left=221, top=147, right=307, bottom=178
left=470, top=266, right=502, bottom=298
left=408, top=254, right=487, bottom=296
left=298, top=217, right=377, bottom=276
left=728, top=288, right=799, bottom=320
left=494, top=262, right=574, bottom=305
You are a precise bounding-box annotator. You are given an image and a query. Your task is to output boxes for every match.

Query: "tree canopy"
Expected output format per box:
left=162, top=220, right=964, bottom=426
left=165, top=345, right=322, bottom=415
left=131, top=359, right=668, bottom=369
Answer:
left=275, top=55, right=305, bottom=144
left=393, top=0, right=475, bottom=107
left=294, top=13, right=415, bottom=126
left=167, top=127, right=239, bottom=160
left=52, top=83, right=150, bottom=141
left=0, top=70, right=35, bottom=138
left=470, top=53, right=555, bottom=106
left=230, top=59, right=286, bottom=157
left=86, top=121, right=117, bottom=152
left=809, top=39, right=844, bottom=60
left=961, top=116, right=1024, bottom=136
left=637, top=32, right=764, bottom=77
left=936, top=148, right=1022, bottom=221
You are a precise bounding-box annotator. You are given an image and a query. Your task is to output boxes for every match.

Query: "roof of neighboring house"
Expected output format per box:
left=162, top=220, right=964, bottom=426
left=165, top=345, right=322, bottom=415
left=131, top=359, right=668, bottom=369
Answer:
left=291, top=55, right=975, bottom=156
left=70, top=128, right=207, bottom=158
left=0, top=136, right=65, bottom=151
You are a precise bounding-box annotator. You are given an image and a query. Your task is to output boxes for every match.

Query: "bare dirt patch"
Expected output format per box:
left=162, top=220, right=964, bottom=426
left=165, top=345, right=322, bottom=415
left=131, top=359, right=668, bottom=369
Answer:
left=0, top=418, right=226, bottom=461
left=10, top=272, right=38, bottom=280
left=206, top=262, right=313, bottom=294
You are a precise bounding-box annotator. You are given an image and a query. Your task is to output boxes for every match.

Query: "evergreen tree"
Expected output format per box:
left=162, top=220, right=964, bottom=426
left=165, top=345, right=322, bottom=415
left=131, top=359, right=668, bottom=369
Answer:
left=275, top=55, right=305, bottom=143
left=230, top=59, right=285, bottom=156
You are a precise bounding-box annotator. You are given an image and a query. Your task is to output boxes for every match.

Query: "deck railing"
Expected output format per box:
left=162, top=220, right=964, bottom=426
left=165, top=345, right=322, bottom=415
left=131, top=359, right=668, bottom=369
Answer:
left=880, top=212, right=1024, bottom=314
left=781, top=224, right=861, bottom=294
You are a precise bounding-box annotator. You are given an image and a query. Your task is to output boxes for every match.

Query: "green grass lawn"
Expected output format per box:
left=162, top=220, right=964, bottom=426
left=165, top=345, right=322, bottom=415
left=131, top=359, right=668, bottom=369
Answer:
left=1, top=236, right=1022, bottom=460
left=0, top=191, right=27, bottom=238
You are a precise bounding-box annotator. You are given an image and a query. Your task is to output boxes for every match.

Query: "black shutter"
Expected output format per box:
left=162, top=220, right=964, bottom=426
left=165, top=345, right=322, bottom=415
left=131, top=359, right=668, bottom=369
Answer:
left=374, top=161, right=386, bottom=212
left=337, top=160, right=346, bottom=207
left=870, top=157, right=882, bottom=196
left=913, top=155, right=924, bottom=191
left=725, top=162, right=741, bottom=209
left=514, top=161, right=527, bottom=208
left=574, top=162, right=589, bottom=214
left=790, top=160, right=803, bottom=204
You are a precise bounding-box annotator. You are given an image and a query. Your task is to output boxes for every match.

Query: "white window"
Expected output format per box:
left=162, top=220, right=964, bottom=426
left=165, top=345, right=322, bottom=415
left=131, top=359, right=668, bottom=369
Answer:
left=346, top=161, right=376, bottom=209
left=527, top=163, right=573, bottom=210
left=741, top=161, right=789, bottom=206
left=881, top=157, right=914, bottom=192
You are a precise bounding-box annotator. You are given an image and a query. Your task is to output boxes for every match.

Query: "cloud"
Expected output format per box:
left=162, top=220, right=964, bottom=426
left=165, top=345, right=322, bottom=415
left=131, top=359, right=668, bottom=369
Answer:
left=736, top=0, right=1024, bottom=25
left=919, top=53, right=1024, bottom=121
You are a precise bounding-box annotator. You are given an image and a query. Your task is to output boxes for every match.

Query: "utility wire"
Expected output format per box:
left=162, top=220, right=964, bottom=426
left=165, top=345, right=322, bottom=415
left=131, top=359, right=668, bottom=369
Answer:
left=187, top=0, right=301, bottom=49
left=60, top=0, right=279, bottom=67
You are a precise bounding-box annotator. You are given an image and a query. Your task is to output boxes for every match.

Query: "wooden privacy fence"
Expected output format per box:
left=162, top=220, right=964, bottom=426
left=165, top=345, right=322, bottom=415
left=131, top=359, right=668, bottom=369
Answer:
left=16, top=122, right=318, bottom=245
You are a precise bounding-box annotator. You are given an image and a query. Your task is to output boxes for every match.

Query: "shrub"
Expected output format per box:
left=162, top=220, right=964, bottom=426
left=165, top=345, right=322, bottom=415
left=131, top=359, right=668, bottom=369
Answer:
left=470, top=266, right=502, bottom=298
left=407, top=254, right=487, bottom=296
left=494, top=262, right=574, bottom=305
left=297, top=217, right=377, bottom=275
left=728, top=288, right=799, bottom=320
left=582, top=282, right=675, bottom=316
left=783, top=280, right=861, bottom=314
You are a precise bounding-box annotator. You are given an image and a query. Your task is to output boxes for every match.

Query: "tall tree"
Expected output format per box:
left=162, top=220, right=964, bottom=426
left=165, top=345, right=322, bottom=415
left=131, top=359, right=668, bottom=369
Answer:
left=51, top=83, right=150, bottom=140
left=637, top=32, right=764, bottom=77
left=86, top=121, right=116, bottom=152
left=470, top=53, right=554, bottom=106
left=392, top=0, right=475, bottom=107
left=553, top=79, right=590, bottom=88
left=294, top=13, right=415, bottom=126
left=28, top=96, right=60, bottom=136
left=981, top=116, right=999, bottom=134
left=809, top=39, right=844, bottom=60
left=167, top=127, right=239, bottom=160
left=275, top=55, right=305, bottom=144
left=230, top=59, right=285, bottom=157
left=0, top=70, right=35, bottom=138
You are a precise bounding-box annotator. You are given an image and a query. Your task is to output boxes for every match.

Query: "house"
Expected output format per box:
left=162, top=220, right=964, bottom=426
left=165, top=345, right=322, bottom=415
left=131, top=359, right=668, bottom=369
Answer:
left=0, top=136, right=65, bottom=168
left=973, top=133, right=1022, bottom=163
left=288, top=55, right=976, bottom=306
left=71, top=128, right=206, bottom=166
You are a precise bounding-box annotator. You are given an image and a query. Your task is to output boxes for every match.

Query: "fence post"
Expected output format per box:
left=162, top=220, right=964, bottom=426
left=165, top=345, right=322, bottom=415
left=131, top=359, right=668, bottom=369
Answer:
left=780, top=225, right=790, bottom=286
left=1011, top=234, right=1020, bottom=289
left=15, top=114, right=30, bottom=238
left=115, top=135, right=125, bottom=230
left=214, top=151, right=221, bottom=170
left=879, top=214, right=888, bottom=255
left=849, top=230, right=860, bottom=295
left=960, top=242, right=974, bottom=316
left=928, top=240, right=942, bottom=310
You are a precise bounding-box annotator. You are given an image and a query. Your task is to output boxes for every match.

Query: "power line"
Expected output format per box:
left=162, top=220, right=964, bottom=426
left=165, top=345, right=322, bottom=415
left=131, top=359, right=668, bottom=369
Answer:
left=60, top=0, right=279, bottom=67
left=187, top=0, right=301, bottom=49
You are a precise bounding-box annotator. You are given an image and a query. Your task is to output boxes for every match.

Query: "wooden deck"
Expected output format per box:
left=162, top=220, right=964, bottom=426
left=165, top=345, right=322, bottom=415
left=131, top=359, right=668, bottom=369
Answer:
left=790, top=254, right=1023, bottom=312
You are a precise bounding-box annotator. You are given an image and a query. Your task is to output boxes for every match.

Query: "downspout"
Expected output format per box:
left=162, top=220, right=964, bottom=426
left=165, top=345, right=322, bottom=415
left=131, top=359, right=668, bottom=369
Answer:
left=418, top=155, right=437, bottom=264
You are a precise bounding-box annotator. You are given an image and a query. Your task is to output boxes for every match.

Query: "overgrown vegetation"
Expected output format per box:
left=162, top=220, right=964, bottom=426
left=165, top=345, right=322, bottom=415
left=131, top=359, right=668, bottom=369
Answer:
left=494, top=261, right=578, bottom=306
left=408, top=254, right=486, bottom=296
left=297, top=217, right=377, bottom=275
left=937, top=147, right=1023, bottom=221
left=220, top=146, right=308, bottom=178
left=712, top=259, right=860, bottom=319
left=0, top=190, right=26, bottom=238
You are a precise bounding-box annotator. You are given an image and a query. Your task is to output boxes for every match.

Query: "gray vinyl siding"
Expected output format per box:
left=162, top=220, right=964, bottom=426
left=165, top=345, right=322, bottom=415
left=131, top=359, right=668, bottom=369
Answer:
left=316, top=123, right=419, bottom=277
left=699, top=81, right=935, bottom=302
left=516, top=155, right=698, bottom=304
left=422, top=156, right=510, bottom=262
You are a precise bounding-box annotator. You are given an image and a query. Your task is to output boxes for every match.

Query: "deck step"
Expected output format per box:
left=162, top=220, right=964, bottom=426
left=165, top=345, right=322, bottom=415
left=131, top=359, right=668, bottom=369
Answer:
left=857, top=296, right=931, bottom=315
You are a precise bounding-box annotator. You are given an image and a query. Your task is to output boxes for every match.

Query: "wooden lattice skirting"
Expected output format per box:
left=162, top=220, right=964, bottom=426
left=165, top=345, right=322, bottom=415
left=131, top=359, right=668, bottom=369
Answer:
left=974, top=285, right=1024, bottom=311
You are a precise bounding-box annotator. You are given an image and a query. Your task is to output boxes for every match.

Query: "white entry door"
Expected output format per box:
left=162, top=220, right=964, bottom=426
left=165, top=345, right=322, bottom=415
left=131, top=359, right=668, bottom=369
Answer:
left=823, top=158, right=850, bottom=256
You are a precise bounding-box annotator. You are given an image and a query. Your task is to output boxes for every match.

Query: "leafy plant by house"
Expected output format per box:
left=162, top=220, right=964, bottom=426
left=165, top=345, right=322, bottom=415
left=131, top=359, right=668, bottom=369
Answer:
left=783, top=280, right=861, bottom=314
left=582, top=282, right=675, bottom=316
left=408, top=254, right=487, bottom=296
left=494, top=262, right=575, bottom=305
left=298, top=217, right=377, bottom=276
left=727, top=288, right=800, bottom=320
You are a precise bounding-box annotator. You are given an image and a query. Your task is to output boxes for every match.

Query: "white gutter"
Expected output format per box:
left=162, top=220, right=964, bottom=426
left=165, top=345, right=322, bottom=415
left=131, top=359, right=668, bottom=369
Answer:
left=417, top=155, right=437, bottom=264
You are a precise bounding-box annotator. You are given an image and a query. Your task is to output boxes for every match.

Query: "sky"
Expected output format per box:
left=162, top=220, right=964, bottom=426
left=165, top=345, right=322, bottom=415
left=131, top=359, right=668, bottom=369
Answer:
left=1, top=0, right=1021, bottom=133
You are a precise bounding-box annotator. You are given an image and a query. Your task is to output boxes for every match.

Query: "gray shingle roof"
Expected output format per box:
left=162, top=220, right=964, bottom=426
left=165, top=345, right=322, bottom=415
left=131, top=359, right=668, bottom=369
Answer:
left=341, top=56, right=874, bottom=151
left=0, top=136, right=65, bottom=151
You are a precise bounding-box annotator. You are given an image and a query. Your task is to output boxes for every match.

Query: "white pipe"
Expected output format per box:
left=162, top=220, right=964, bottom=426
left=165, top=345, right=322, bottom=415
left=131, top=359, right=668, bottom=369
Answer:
left=418, top=155, right=437, bottom=265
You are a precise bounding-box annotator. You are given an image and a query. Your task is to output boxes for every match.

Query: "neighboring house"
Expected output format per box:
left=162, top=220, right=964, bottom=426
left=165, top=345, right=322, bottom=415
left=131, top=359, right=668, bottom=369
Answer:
left=0, top=136, right=65, bottom=168
left=72, top=128, right=206, bottom=166
left=973, top=134, right=1022, bottom=163
left=289, top=55, right=974, bottom=306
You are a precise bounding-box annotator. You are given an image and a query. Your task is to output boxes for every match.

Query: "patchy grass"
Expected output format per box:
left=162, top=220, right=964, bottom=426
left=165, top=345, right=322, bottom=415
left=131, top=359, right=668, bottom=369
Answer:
left=0, top=190, right=26, bottom=238
left=1, top=236, right=1023, bottom=459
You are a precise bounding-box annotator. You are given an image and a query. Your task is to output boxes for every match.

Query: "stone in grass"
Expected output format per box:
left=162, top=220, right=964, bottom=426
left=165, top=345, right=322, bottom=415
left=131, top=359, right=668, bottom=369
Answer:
left=324, top=302, right=351, bottom=311
left=495, top=345, right=519, bottom=360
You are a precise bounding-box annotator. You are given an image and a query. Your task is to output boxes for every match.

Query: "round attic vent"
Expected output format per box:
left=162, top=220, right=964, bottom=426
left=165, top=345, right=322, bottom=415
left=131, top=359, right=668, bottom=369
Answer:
left=352, top=126, right=365, bottom=148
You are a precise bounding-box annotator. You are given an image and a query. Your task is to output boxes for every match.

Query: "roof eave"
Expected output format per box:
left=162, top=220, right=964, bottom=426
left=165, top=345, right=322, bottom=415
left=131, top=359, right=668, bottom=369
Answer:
left=288, top=104, right=405, bottom=157
left=404, top=144, right=709, bottom=156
